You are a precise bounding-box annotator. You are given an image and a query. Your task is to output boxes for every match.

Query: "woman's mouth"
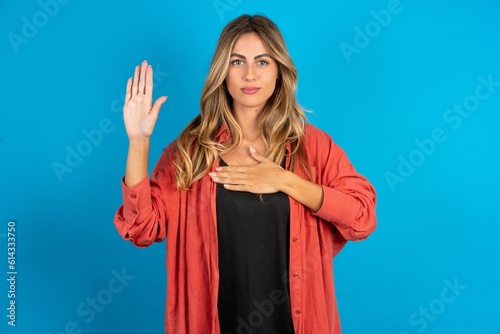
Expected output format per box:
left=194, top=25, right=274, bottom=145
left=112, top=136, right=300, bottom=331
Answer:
left=241, top=87, right=260, bottom=94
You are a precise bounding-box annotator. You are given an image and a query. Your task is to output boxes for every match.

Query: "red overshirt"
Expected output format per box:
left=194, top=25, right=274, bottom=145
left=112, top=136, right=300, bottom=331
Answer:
left=114, top=124, right=377, bottom=333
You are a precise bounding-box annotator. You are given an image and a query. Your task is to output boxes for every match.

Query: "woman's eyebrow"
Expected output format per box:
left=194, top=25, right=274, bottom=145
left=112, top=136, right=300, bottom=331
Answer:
left=230, top=53, right=273, bottom=59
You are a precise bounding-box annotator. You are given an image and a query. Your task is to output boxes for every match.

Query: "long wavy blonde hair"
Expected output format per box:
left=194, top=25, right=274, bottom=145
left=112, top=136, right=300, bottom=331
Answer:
left=174, top=14, right=309, bottom=189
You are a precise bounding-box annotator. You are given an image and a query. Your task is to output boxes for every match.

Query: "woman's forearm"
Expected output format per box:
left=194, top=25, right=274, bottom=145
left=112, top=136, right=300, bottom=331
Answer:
left=124, top=137, right=150, bottom=187
left=280, top=170, right=324, bottom=212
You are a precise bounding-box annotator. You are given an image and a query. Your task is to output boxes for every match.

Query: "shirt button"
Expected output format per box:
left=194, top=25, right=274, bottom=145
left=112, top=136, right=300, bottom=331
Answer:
left=293, top=200, right=298, bottom=205
left=293, top=272, right=299, bottom=279
left=292, top=237, right=299, bottom=243
left=132, top=209, right=137, bottom=214
left=295, top=309, right=302, bottom=315
left=130, top=194, right=137, bottom=199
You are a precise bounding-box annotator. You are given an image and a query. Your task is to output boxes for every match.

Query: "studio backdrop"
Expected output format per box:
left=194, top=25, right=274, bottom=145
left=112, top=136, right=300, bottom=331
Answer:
left=1, top=0, right=499, bottom=333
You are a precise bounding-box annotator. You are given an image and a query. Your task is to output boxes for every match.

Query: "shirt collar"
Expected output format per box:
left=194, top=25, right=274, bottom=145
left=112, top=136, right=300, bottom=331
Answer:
left=214, top=123, right=230, bottom=143
left=214, top=123, right=293, bottom=164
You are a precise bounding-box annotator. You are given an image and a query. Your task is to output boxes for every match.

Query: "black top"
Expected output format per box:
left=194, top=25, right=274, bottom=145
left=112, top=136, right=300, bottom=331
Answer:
left=216, top=158, right=295, bottom=334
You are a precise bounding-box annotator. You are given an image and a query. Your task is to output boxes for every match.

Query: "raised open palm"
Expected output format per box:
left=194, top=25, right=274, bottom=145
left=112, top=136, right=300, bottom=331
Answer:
left=123, top=60, right=167, bottom=140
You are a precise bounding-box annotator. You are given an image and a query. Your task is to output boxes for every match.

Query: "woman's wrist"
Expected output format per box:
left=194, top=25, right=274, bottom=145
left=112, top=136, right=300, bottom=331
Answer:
left=279, top=170, right=323, bottom=212
left=128, top=136, right=150, bottom=146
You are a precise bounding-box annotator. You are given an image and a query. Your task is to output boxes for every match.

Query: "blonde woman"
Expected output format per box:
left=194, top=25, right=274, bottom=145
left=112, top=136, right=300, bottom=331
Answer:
left=115, top=14, right=376, bottom=334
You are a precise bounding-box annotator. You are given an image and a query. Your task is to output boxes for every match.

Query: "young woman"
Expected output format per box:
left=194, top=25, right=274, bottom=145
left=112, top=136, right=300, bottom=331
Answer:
left=114, top=14, right=376, bottom=334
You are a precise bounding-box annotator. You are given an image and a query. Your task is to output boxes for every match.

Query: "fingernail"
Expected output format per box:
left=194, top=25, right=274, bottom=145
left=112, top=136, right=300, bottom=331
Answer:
left=209, top=173, right=216, bottom=177
left=249, top=146, right=256, bottom=153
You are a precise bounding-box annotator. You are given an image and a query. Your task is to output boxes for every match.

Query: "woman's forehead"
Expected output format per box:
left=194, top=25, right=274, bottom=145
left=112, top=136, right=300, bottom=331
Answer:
left=231, top=33, right=270, bottom=55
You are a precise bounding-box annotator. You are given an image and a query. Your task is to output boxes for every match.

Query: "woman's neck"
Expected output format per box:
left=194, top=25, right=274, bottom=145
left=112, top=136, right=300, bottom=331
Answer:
left=233, top=106, right=262, bottom=142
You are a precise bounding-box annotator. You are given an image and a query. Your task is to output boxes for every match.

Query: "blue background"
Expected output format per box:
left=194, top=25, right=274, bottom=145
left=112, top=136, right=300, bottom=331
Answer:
left=1, top=0, right=499, bottom=333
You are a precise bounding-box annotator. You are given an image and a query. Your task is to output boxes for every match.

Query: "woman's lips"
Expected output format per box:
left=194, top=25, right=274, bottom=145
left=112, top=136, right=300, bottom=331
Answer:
left=241, top=87, right=260, bottom=94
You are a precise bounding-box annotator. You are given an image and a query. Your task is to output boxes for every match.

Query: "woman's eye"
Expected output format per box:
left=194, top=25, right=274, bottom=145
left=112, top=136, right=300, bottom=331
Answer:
left=258, top=60, right=269, bottom=66
left=231, top=59, right=244, bottom=66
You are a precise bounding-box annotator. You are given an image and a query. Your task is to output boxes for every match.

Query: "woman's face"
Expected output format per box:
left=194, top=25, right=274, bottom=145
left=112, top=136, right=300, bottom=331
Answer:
left=225, top=32, right=279, bottom=115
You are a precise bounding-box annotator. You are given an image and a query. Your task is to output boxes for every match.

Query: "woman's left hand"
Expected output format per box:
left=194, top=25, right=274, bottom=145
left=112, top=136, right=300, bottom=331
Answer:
left=209, top=146, right=286, bottom=194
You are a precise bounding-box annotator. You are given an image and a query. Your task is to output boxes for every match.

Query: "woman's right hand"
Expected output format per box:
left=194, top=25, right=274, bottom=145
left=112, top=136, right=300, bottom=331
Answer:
left=123, top=60, right=167, bottom=141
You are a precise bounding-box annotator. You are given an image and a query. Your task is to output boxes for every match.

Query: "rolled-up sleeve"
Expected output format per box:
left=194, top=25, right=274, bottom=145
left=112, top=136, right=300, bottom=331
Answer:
left=114, top=147, right=173, bottom=247
left=308, top=127, right=377, bottom=241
